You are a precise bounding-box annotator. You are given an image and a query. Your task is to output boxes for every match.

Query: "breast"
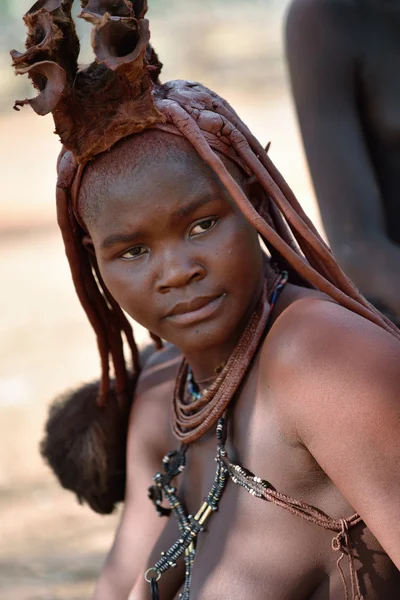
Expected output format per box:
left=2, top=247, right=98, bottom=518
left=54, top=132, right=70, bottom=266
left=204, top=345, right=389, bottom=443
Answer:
left=177, top=473, right=400, bottom=600
left=161, top=414, right=350, bottom=598
left=185, top=483, right=335, bottom=600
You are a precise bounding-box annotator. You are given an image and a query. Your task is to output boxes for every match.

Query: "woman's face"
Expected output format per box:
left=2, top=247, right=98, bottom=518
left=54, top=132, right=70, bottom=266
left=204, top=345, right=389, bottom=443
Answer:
left=80, top=133, right=264, bottom=356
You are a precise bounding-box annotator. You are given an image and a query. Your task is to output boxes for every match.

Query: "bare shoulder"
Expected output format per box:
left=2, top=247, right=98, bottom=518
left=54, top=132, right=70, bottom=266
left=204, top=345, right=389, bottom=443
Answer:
left=127, top=343, right=182, bottom=466
left=135, top=342, right=182, bottom=397
left=276, top=295, right=398, bottom=358
left=264, top=294, right=400, bottom=386
left=261, top=294, right=400, bottom=438
left=260, top=296, right=400, bottom=567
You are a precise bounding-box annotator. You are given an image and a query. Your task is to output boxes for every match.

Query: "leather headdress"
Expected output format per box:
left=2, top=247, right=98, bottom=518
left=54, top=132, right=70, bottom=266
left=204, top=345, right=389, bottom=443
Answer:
left=11, top=0, right=164, bottom=163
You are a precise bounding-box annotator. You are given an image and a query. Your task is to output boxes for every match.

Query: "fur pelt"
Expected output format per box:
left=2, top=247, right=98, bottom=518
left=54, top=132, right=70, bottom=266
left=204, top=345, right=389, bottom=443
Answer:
left=40, top=376, right=135, bottom=514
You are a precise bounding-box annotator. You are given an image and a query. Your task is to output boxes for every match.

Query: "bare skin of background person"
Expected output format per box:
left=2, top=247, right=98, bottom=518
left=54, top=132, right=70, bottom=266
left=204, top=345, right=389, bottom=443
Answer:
left=84, top=133, right=400, bottom=600
left=286, top=0, right=400, bottom=322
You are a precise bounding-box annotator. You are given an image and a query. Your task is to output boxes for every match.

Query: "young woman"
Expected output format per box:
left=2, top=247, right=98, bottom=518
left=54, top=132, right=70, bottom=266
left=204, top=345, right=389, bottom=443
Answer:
left=12, top=1, right=400, bottom=598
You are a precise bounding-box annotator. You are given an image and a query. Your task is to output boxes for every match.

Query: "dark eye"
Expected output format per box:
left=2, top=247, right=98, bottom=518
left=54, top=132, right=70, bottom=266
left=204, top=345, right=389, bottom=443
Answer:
left=190, top=218, right=217, bottom=237
left=121, top=246, right=147, bottom=260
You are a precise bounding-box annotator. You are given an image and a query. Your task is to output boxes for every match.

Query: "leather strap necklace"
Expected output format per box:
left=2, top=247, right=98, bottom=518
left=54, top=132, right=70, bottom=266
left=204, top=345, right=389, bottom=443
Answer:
left=171, top=272, right=289, bottom=444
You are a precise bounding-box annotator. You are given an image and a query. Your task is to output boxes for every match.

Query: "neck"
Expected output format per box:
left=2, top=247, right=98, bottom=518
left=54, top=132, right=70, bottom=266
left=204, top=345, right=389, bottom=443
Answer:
left=184, top=341, right=235, bottom=388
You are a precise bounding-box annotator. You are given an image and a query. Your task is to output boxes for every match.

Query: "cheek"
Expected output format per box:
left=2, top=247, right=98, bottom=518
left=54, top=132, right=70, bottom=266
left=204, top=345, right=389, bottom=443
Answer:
left=217, top=217, right=263, bottom=282
left=96, top=259, right=154, bottom=322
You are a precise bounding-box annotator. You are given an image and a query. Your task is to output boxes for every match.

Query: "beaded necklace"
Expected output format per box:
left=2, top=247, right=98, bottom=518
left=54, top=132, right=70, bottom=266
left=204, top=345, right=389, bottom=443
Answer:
left=186, top=367, right=204, bottom=402
left=146, top=418, right=229, bottom=599
left=145, top=274, right=288, bottom=599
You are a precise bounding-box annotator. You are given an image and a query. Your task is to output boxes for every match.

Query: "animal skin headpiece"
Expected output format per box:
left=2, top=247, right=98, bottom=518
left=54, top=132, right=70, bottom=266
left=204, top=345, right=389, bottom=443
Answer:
left=11, top=0, right=163, bottom=162
left=12, top=0, right=400, bottom=413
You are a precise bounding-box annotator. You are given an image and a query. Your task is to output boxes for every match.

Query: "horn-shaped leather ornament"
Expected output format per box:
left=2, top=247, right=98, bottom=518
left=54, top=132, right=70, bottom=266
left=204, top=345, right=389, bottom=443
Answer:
left=11, top=0, right=79, bottom=81
left=11, top=0, right=163, bottom=163
left=91, top=14, right=149, bottom=70
left=13, top=61, right=67, bottom=116
left=80, top=0, right=148, bottom=19
left=26, top=0, right=75, bottom=15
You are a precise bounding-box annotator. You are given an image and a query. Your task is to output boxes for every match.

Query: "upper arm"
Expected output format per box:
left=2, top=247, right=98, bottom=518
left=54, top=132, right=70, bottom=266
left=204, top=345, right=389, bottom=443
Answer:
left=275, top=301, right=400, bottom=567
left=285, top=0, right=386, bottom=246
left=93, top=348, right=181, bottom=599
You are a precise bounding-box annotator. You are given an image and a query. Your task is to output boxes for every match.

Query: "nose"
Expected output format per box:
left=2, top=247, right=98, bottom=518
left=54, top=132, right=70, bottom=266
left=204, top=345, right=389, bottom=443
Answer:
left=156, top=247, right=206, bottom=293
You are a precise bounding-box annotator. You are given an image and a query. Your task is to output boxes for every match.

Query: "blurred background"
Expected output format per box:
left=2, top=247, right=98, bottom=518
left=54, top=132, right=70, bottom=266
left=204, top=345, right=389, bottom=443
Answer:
left=0, top=1, right=322, bottom=598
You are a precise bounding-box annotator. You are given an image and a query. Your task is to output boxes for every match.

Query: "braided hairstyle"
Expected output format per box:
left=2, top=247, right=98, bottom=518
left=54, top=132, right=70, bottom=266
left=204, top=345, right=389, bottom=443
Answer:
left=12, top=0, right=400, bottom=512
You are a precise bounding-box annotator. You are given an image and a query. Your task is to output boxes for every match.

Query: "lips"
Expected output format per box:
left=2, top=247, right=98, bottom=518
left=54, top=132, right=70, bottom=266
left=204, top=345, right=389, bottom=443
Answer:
left=164, top=294, right=225, bottom=326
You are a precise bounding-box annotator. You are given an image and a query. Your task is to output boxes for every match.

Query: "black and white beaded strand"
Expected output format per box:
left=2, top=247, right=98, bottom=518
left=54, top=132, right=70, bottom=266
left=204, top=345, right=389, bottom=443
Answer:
left=146, top=417, right=229, bottom=600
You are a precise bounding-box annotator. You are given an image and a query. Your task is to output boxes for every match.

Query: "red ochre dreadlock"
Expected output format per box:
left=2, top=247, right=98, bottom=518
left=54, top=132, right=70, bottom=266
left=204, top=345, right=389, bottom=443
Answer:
left=12, top=0, right=400, bottom=418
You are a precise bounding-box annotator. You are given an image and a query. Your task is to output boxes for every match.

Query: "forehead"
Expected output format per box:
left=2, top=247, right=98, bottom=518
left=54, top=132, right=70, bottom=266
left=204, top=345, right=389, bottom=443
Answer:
left=78, top=129, right=243, bottom=232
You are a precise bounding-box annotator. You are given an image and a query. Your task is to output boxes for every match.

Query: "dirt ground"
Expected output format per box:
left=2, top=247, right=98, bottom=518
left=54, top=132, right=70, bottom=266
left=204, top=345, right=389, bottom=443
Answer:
left=0, top=6, right=323, bottom=597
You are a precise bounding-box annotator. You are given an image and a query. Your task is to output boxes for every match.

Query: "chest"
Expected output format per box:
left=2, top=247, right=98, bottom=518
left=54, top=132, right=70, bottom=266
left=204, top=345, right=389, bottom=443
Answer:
left=148, top=376, right=370, bottom=600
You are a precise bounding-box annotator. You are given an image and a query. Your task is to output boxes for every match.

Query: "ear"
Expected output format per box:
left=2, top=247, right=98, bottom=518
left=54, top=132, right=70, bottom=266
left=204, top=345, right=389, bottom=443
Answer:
left=82, top=235, right=96, bottom=256
left=242, top=142, right=271, bottom=201
left=243, top=175, right=264, bottom=203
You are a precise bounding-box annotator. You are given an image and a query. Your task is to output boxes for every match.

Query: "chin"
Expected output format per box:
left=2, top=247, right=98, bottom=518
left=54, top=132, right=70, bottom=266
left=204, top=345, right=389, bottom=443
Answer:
left=131, top=290, right=259, bottom=354
left=163, top=310, right=245, bottom=356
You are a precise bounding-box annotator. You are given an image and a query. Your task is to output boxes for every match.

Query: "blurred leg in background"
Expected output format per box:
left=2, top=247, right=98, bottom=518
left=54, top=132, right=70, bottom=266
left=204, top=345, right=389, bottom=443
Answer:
left=286, top=0, right=400, bottom=325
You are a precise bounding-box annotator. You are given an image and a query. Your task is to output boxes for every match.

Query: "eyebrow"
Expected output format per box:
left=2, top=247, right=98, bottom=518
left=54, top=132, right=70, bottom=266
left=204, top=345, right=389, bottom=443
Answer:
left=170, top=194, right=216, bottom=220
left=101, top=231, right=145, bottom=250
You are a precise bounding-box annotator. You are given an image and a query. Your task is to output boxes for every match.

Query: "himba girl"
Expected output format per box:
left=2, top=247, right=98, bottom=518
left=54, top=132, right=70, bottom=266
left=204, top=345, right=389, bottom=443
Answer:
left=11, top=1, right=400, bottom=599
